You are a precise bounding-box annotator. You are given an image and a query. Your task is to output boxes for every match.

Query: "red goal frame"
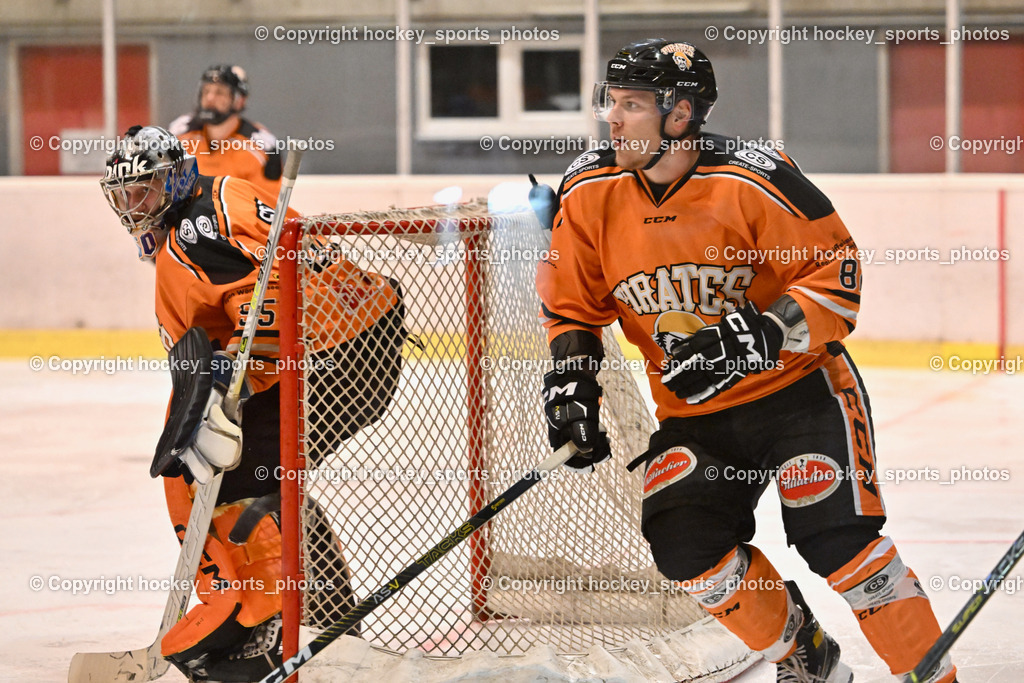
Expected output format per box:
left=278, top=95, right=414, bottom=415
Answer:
left=277, top=215, right=495, bottom=677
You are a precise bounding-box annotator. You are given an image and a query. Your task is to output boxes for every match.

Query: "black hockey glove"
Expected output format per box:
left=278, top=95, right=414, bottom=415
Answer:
left=543, top=368, right=611, bottom=473
left=661, top=303, right=783, bottom=405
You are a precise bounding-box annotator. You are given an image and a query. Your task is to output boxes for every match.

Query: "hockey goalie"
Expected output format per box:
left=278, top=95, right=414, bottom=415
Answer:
left=95, top=126, right=406, bottom=681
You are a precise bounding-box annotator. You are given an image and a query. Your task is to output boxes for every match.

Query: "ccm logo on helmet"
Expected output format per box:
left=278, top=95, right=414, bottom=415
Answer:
left=610, top=63, right=627, bottom=69
left=105, top=157, right=150, bottom=179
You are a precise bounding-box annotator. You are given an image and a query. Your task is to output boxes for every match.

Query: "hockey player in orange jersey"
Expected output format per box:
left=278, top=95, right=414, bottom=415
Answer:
left=169, top=65, right=283, bottom=197
left=101, top=126, right=405, bottom=681
left=538, top=39, right=958, bottom=683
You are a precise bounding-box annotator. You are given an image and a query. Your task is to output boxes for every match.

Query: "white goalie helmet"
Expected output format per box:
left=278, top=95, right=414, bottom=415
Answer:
left=100, top=125, right=198, bottom=260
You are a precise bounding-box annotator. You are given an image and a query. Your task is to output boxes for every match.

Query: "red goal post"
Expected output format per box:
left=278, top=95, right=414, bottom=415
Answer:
left=275, top=199, right=744, bottom=680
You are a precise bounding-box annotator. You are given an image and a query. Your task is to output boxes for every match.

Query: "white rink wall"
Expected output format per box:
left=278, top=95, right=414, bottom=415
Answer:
left=2, top=174, right=1024, bottom=345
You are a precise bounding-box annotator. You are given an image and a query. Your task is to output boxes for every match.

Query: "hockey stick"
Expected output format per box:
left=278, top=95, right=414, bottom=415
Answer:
left=223, top=150, right=304, bottom=421
left=907, top=527, right=1024, bottom=683
left=258, top=442, right=577, bottom=683
left=68, top=151, right=304, bottom=683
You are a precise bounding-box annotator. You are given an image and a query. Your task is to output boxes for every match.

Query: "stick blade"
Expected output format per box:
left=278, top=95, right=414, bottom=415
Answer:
left=68, top=645, right=168, bottom=682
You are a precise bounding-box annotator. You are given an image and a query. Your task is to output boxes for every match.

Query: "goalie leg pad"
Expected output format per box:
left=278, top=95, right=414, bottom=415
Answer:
left=161, top=479, right=283, bottom=662
left=827, top=536, right=956, bottom=681
left=211, top=499, right=283, bottom=628
left=161, top=476, right=244, bottom=660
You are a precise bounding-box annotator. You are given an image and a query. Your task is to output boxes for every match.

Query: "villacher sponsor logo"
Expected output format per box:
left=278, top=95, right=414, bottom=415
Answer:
left=777, top=454, right=843, bottom=508
left=643, top=446, right=698, bottom=498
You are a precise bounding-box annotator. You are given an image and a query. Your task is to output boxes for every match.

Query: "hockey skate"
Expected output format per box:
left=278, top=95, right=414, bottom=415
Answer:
left=777, top=581, right=853, bottom=683
left=183, top=615, right=283, bottom=683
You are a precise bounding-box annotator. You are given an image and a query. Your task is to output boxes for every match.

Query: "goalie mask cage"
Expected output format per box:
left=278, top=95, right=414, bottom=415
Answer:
left=278, top=199, right=752, bottom=681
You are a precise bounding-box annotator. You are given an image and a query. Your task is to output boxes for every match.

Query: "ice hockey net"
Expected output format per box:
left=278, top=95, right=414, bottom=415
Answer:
left=277, top=199, right=753, bottom=681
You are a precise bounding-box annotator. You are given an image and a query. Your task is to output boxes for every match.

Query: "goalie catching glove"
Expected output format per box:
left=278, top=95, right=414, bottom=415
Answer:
left=542, top=331, right=611, bottom=473
left=661, top=303, right=783, bottom=405
left=151, top=327, right=243, bottom=484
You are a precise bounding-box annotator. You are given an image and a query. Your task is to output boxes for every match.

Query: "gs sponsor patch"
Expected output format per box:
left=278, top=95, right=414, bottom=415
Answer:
left=176, top=218, right=198, bottom=245
left=777, top=453, right=842, bottom=508
left=565, top=151, right=601, bottom=175
left=643, top=446, right=697, bottom=498
left=864, top=574, right=890, bottom=594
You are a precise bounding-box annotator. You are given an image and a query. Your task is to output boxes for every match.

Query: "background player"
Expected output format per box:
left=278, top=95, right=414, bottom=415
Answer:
left=100, top=126, right=406, bottom=682
left=538, top=39, right=957, bottom=683
left=169, top=64, right=283, bottom=196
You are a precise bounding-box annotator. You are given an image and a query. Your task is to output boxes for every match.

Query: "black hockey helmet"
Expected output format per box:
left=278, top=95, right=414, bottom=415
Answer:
left=196, top=64, right=248, bottom=124
left=201, top=64, right=249, bottom=99
left=594, top=39, right=717, bottom=138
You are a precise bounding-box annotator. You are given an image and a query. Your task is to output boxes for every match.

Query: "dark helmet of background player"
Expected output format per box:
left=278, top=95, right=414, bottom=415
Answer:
left=197, top=64, right=249, bottom=125
left=593, top=38, right=717, bottom=141
left=100, top=125, right=198, bottom=260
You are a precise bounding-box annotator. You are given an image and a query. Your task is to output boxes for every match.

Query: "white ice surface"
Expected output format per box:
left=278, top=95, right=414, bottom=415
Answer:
left=1, top=361, right=1021, bottom=682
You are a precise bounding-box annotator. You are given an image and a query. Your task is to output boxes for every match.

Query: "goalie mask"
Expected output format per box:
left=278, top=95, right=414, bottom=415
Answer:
left=593, top=39, right=717, bottom=141
left=197, top=64, right=249, bottom=125
left=101, top=125, right=198, bottom=260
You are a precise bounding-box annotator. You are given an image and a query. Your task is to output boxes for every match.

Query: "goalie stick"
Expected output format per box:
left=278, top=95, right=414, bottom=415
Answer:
left=907, top=527, right=1024, bottom=683
left=67, top=150, right=305, bottom=683
left=258, top=441, right=578, bottom=683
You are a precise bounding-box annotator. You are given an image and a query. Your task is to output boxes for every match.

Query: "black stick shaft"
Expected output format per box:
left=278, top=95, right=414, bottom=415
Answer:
left=908, top=528, right=1024, bottom=682
left=259, top=443, right=575, bottom=683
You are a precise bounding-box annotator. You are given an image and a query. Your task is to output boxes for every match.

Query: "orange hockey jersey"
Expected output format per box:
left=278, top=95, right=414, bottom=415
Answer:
left=155, top=175, right=399, bottom=393
left=169, top=116, right=283, bottom=196
left=537, top=134, right=862, bottom=420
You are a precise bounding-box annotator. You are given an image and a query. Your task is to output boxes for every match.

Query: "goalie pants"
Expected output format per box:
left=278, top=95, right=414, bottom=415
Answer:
left=640, top=350, right=956, bottom=680
left=217, top=296, right=406, bottom=504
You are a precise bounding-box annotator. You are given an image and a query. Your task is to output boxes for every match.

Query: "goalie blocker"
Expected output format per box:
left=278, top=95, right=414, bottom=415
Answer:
left=151, top=327, right=244, bottom=485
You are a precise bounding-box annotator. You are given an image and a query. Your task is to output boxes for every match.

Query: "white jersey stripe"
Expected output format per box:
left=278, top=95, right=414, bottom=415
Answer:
left=560, top=169, right=636, bottom=202
left=790, top=285, right=859, bottom=321
left=690, top=172, right=798, bottom=217
left=217, top=176, right=233, bottom=238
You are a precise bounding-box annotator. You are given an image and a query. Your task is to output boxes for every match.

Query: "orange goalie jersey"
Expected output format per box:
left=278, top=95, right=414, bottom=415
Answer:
left=537, top=133, right=863, bottom=420
left=155, top=174, right=399, bottom=393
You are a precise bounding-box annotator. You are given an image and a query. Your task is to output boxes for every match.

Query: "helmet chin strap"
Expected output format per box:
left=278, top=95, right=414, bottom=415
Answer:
left=197, top=107, right=239, bottom=126
left=642, top=139, right=669, bottom=171
left=642, top=110, right=701, bottom=171
left=197, top=95, right=244, bottom=126
left=642, top=113, right=682, bottom=171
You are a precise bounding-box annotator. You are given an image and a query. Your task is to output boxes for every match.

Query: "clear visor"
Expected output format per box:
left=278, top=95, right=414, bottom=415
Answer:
left=592, top=83, right=678, bottom=122
left=100, top=170, right=171, bottom=233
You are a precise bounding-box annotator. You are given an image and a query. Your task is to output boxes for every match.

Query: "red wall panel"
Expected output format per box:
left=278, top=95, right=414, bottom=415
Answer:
left=889, top=42, right=945, bottom=173
left=961, top=39, right=1024, bottom=173
left=21, top=45, right=150, bottom=175
left=890, top=38, right=1024, bottom=173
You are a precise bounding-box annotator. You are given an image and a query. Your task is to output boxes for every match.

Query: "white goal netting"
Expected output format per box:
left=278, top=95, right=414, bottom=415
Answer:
left=280, top=199, right=754, bottom=681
